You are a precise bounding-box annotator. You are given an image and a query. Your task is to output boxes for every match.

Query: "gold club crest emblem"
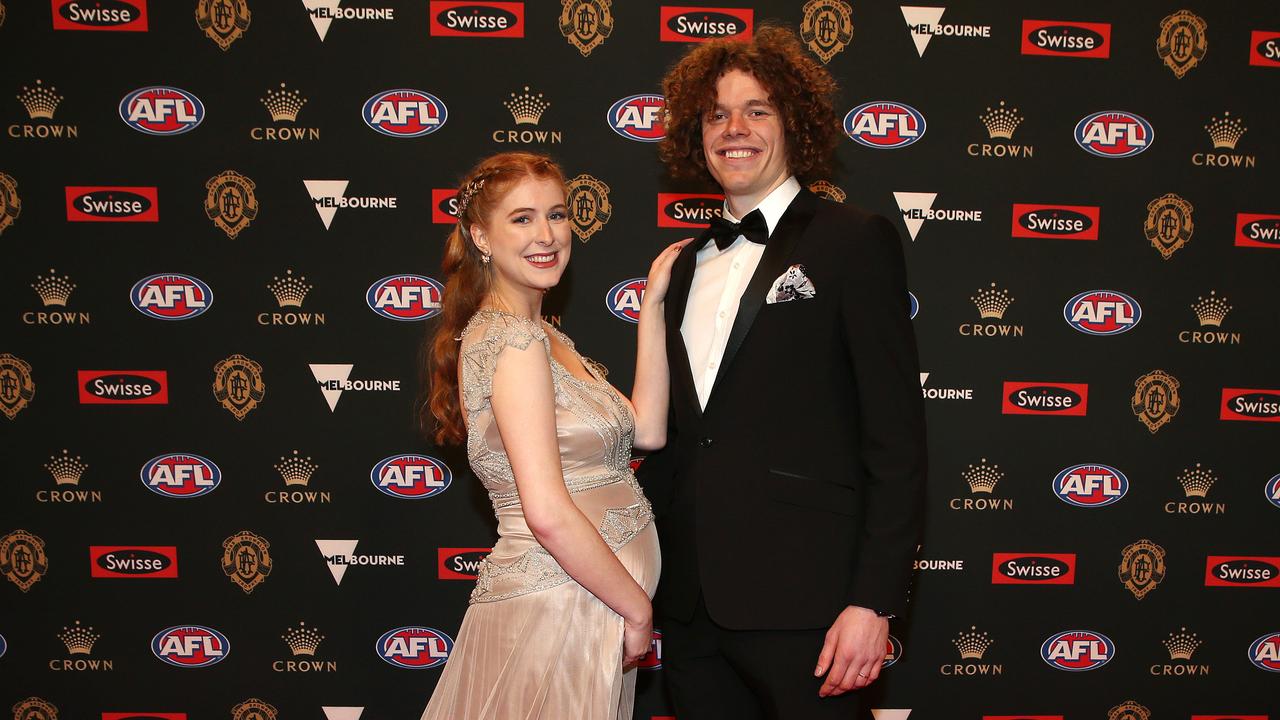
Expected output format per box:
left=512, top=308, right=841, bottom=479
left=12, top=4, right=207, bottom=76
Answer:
left=232, top=698, right=278, bottom=720
left=1144, top=193, right=1193, bottom=260
left=196, top=0, right=251, bottom=51
left=222, top=531, right=272, bottom=593
left=1157, top=10, right=1206, bottom=79
left=566, top=174, right=612, bottom=242
left=11, top=698, right=58, bottom=720
left=559, top=0, right=613, bottom=57
left=0, top=172, right=21, bottom=235
left=213, top=353, right=265, bottom=420
left=0, top=352, right=35, bottom=420
left=1108, top=700, right=1151, bottom=720
left=807, top=180, right=847, bottom=203
left=1119, top=539, right=1166, bottom=600
left=1132, top=369, right=1180, bottom=433
left=1, top=529, right=48, bottom=592
left=801, top=0, right=854, bottom=64
left=205, top=170, right=259, bottom=239
left=0, top=2, right=6, bottom=29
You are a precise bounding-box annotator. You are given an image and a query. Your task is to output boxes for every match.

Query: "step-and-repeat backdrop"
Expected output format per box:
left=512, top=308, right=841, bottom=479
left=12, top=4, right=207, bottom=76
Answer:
left=3, top=1, right=1278, bottom=718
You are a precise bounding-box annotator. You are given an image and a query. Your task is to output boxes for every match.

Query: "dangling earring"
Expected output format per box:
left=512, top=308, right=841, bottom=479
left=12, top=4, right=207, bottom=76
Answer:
left=481, top=252, right=492, bottom=264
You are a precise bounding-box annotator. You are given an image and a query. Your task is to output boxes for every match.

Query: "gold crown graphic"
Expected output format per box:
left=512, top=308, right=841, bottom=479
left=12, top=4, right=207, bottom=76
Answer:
left=953, top=626, right=994, bottom=659
left=979, top=101, right=1022, bottom=140
left=58, top=620, right=99, bottom=655
left=17, top=79, right=62, bottom=120
left=268, top=269, right=312, bottom=308
left=282, top=620, right=325, bottom=656
left=1191, top=290, right=1231, bottom=327
left=504, top=86, right=550, bottom=125
left=1204, top=112, right=1246, bottom=150
left=31, top=268, right=75, bottom=306
left=1162, top=627, right=1202, bottom=660
left=962, top=458, right=1002, bottom=494
left=45, top=449, right=88, bottom=486
left=971, top=283, right=1014, bottom=320
left=275, top=450, right=318, bottom=487
left=1177, top=463, right=1216, bottom=498
left=262, top=83, right=307, bottom=123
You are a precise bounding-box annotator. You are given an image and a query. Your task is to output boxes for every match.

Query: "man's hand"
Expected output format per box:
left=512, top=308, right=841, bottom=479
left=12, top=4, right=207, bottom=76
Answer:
left=814, top=605, right=888, bottom=697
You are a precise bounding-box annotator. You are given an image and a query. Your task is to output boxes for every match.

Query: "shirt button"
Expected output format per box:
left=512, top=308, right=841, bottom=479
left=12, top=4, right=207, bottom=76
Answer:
left=709, top=360, right=717, bottom=369
left=733, top=262, right=742, bottom=270
left=718, top=310, right=726, bottom=318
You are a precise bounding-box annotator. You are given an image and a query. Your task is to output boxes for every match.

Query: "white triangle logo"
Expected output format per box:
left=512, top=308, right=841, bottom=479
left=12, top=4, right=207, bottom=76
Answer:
left=920, top=372, right=930, bottom=387
left=872, top=711, right=912, bottom=720
left=893, top=191, right=937, bottom=241
left=310, top=363, right=353, bottom=412
left=316, top=539, right=358, bottom=585
left=901, top=6, right=945, bottom=57
left=302, top=0, right=340, bottom=41
left=304, top=180, right=349, bottom=230
left=322, top=708, right=364, bottom=720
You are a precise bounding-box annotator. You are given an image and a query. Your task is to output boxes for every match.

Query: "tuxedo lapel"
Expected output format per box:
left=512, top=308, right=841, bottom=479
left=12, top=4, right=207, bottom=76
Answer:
left=666, top=238, right=703, bottom=419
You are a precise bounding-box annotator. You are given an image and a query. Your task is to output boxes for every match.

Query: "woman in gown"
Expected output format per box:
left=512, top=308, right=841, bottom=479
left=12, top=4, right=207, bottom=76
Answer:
left=420, top=151, right=690, bottom=720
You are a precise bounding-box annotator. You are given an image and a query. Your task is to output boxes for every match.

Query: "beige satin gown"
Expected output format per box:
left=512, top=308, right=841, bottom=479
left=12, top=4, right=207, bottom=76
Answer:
left=421, top=310, right=660, bottom=720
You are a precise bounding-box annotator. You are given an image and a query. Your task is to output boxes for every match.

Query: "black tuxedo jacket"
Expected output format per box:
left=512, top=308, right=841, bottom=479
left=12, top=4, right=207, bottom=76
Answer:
left=636, top=189, right=927, bottom=630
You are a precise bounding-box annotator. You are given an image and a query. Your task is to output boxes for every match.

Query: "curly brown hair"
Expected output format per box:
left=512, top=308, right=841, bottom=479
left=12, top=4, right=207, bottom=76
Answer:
left=659, top=23, right=840, bottom=184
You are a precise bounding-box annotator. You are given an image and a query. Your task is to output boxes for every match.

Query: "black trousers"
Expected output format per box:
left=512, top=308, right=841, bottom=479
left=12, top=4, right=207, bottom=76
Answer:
left=661, top=595, right=870, bottom=720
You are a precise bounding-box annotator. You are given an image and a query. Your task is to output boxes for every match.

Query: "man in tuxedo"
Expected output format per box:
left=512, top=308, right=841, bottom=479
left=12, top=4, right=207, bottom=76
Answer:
left=637, top=25, right=927, bottom=718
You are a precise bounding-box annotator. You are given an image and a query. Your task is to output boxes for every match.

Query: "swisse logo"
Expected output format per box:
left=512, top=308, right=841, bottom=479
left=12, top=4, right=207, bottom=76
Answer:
left=883, top=634, right=903, bottom=668
left=1205, top=556, right=1280, bottom=587
left=78, top=370, right=168, bottom=404
left=362, top=89, right=447, bottom=138
left=1063, top=290, right=1141, bottom=336
left=1250, top=30, right=1280, bottom=67
left=53, top=0, right=148, bottom=31
left=659, top=6, right=752, bottom=42
left=66, top=186, right=159, bottom=222
left=1235, top=213, right=1280, bottom=248
left=366, top=275, right=443, bottom=320
left=1053, top=463, right=1127, bottom=507
left=151, top=626, right=229, bottom=668
left=638, top=629, right=663, bottom=670
left=657, top=193, right=722, bottom=227
left=1041, top=631, right=1113, bottom=671
left=429, top=1, right=524, bottom=37
left=371, top=455, right=452, bottom=500
left=608, top=94, right=666, bottom=142
left=140, top=453, right=221, bottom=499
left=119, top=87, right=204, bottom=136
left=1075, top=111, right=1153, bottom=158
left=606, top=278, right=646, bottom=323
left=431, top=189, right=459, bottom=223
left=130, top=273, right=212, bottom=320
left=1220, top=388, right=1280, bottom=422
left=991, top=553, right=1076, bottom=584
left=377, top=626, right=452, bottom=669
left=1021, top=19, right=1110, bottom=58
left=845, top=102, right=926, bottom=149
left=1002, top=382, right=1088, bottom=416
left=90, top=546, right=178, bottom=578
left=1011, top=204, right=1098, bottom=240
left=438, top=547, right=489, bottom=580
left=102, top=715, right=188, bottom=720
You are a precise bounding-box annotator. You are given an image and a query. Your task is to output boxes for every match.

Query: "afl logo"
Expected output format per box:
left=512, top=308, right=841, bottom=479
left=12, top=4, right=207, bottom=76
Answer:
left=1041, top=630, right=1114, bottom=671
left=1249, top=632, right=1280, bottom=672
left=1063, top=290, right=1141, bottom=336
left=151, top=625, right=230, bottom=667
left=119, top=87, right=204, bottom=136
left=1053, top=464, right=1127, bottom=507
left=883, top=634, right=903, bottom=668
left=637, top=629, right=662, bottom=670
left=843, top=101, right=926, bottom=149
left=0, top=632, right=5, bottom=659
left=1266, top=474, right=1280, bottom=509
left=1074, top=111, right=1153, bottom=158
left=366, top=274, right=443, bottom=321
left=362, top=89, right=448, bottom=138
left=606, top=277, right=646, bottom=323
left=908, top=291, right=919, bottom=319
left=371, top=454, right=452, bottom=500
left=130, top=273, right=212, bottom=320
left=377, top=626, right=453, bottom=669
left=141, top=453, right=222, bottom=499
left=607, top=94, right=666, bottom=142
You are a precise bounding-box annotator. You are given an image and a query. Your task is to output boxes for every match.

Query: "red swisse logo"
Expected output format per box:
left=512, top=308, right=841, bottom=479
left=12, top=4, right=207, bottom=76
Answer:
left=1235, top=213, right=1280, bottom=248
left=991, top=553, right=1076, bottom=584
left=984, top=717, right=1065, bottom=720
left=52, top=0, right=149, bottom=31
left=90, top=546, right=179, bottom=578
left=103, top=715, right=188, bottom=720
left=438, top=547, right=490, bottom=580
left=1020, top=19, right=1110, bottom=58
left=1011, top=204, right=1099, bottom=240
left=1191, top=717, right=1269, bottom=720
left=1220, top=388, right=1280, bottom=422
left=1249, top=30, right=1280, bottom=67
left=66, top=186, right=160, bottom=222
left=432, top=188, right=460, bottom=224
left=1002, top=382, right=1088, bottom=416
left=1205, top=556, right=1280, bottom=587
left=659, top=6, right=752, bottom=42
left=657, top=193, right=723, bottom=228
left=429, top=1, right=524, bottom=37
left=78, top=370, right=169, bottom=404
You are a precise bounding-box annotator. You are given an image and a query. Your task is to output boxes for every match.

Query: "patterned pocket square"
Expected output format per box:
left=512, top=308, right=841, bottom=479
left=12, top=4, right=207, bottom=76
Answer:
left=766, top=264, right=817, bottom=304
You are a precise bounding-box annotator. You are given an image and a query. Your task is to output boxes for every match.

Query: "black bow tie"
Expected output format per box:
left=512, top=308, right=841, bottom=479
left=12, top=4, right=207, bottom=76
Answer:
left=700, top=209, right=768, bottom=251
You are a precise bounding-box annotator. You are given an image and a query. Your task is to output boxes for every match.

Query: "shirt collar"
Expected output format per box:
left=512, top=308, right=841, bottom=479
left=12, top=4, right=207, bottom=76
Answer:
left=721, top=176, right=801, bottom=237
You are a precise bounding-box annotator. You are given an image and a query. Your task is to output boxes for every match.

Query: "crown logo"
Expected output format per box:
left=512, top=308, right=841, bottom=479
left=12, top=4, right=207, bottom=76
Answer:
left=275, top=450, right=318, bottom=487
left=282, top=621, right=325, bottom=656
left=1191, top=290, right=1231, bottom=327
left=262, top=83, right=307, bottom=123
left=504, top=86, right=550, bottom=125
left=31, top=268, right=75, bottom=306
left=971, top=283, right=1014, bottom=320
left=17, top=79, right=62, bottom=120
left=58, top=620, right=99, bottom=655
left=1162, top=627, right=1202, bottom=660
left=1204, top=112, right=1246, bottom=150
left=45, top=449, right=88, bottom=486
left=979, top=100, right=1022, bottom=140
left=268, top=269, right=312, bottom=308
left=953, top=626, right=994, bottom=659
left=962, top=458, right=1002, bottom=494
left=1177, top=463, right=1216, bottom=498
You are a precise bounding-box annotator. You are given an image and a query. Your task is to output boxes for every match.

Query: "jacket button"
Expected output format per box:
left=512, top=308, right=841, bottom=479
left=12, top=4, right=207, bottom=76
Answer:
left=699, top=437, right=713, bottom=448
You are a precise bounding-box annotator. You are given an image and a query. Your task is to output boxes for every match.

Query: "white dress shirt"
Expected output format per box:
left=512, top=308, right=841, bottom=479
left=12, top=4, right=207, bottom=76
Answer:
left=680, top=176, right=801, bottom=410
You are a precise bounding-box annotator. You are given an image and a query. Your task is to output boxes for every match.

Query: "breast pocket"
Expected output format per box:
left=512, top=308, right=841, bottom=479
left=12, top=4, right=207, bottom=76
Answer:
left=763, top=468, right=858, bottom=516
